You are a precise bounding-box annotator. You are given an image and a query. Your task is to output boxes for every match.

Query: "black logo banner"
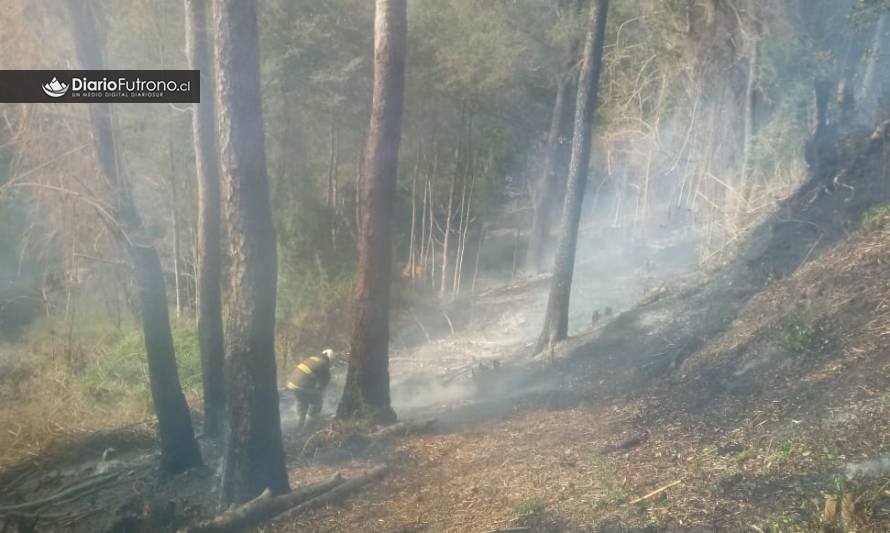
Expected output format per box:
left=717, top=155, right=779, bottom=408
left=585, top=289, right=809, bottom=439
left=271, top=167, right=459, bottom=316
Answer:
left=0, top=70, right=200, bottom=103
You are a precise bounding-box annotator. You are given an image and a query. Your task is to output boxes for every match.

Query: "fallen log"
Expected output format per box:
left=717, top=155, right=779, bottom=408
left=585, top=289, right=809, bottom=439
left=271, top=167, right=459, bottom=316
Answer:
left=0, top=472, right=120, bottom=513
left=278, top=465, right=390, bottom=521
left=369, top=419, right=436, bottom=441
left=182, top=473, right=344, bottom=533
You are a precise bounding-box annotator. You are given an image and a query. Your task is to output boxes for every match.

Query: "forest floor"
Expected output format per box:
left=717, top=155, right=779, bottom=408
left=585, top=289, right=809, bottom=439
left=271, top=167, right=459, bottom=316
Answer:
left=1, top=134, right=890, bottom=532
left=267, top=135, right=890, bottom=532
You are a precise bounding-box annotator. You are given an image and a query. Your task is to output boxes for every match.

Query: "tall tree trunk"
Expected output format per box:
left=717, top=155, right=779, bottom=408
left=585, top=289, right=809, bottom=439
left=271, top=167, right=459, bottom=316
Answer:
left=740, top=32, right=759, bottom=191
left=427, top=177, right=436, bottom=286
left=526, top=75, right=569, bottom=274
left=168, top=139, right=183, bottom=319
left=214, top=0, right=290, bottom=505
left=337, top=0, right=407, bottom=424
left=185, top=0, right=225, bottom=440
left=407, top=154, right=419, bottom=280
left=452, top=178, right=467, bottom=295
left=536, top=0, right=610, bottom=352
left=440, top=170, right=457, bottom=296
left=327, top=110, right=340, bottom=250
left=454, top=173, right=476, bottom=297
left=69, top=0, right=202, bottom=475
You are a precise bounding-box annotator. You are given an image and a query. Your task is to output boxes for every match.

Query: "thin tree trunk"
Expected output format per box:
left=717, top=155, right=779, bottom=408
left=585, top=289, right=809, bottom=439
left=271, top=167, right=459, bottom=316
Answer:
left=511, top=223, right=521, bottom=281
left=418, top=170, right=428, bottom=280
left=526, top=75, right=569, bottom=274
left=859, top=13, right=887, bottom=115
left=440, top=170, right=457, bottom=296
left=354, top=128, right=366, bottom=236
left=168, top=139, right=183, bottom=320
left=536, top=0, right=610, bottom=353
left=740, top=33, right=759, bottom=191
left=328, top=110, right=340, bottom=250
left=425, top=147, right=439, bottom=281
left=427, top=178, right=436, bottom=287
left=69, top=0, right=202, bottom=475
left=454, top=173, right=476, bottom=296
left=471, top=225, right=485, bottom=294
left=451, top=177, right=467, bottom=295
left=185, top=0, right=225, bottom=440
left=214, top=0, right=289, bottom=505
left=407, top=145, right=420, bottom=279
left=337, top=0, right=406, bottom=424
left=328, top=111, right=337, bottom=210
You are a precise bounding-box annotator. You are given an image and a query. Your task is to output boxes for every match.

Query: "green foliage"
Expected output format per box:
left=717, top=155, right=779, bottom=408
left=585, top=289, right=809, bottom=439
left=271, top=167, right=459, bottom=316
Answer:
left=778, top=311, right=825, bottom=357
left=769, top=513, right=811, bottom=533
left=512, top=497, right=547, bottom=519
left=775, top=439, right=795, bottom=461
left=861, top=204, right=890, bottom=231
left=734, top=447, right=758, bottom=464
left=589, top=450, right=627, bottom=504
left=80, top=321, right=202, bottom=413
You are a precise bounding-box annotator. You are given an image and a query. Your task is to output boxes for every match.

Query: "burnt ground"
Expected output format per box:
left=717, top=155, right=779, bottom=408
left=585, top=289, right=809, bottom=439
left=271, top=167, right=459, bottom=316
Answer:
left=1, top=135, right=890, bottom=532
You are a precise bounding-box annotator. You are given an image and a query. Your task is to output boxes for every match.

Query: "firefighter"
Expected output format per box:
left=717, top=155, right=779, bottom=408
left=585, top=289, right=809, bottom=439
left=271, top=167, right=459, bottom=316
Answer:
left=286, top=348, right=336, bottom=430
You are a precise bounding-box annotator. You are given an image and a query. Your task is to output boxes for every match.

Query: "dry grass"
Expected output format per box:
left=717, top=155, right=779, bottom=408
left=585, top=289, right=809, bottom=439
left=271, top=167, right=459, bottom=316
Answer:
left=0, top=361, right=153, bottom=469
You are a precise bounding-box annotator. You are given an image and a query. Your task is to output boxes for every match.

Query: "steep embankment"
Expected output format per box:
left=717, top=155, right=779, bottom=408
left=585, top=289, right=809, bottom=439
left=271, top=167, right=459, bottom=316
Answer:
left=269, top=133, right=890, bottom=531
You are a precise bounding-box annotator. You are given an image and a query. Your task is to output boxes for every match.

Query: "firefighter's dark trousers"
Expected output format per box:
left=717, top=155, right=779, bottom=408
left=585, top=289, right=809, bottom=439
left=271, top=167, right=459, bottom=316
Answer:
left=292, top=389, right=323, bottom=430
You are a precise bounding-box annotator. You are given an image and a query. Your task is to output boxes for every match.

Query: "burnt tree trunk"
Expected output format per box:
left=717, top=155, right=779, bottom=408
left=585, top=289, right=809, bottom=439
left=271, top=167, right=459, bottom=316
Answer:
left=536, top=0, right=610, bottom=353
left=337, top=0, right=407, bottom=424
left=185, top=0, right=226, bottom=440
left=69, top=0, right=202, bottom=474
left=214, top=0, right=290, bottom=505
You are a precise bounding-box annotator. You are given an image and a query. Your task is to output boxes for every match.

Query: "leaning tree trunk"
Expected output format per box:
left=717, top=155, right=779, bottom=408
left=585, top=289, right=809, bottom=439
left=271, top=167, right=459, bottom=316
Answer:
left=214, top=0, right=290, bottom=506
left=526, top=75, right=570, bottom=275
left=536, top=0, right=610, bottom=353
left=337, top=0, right=407, bottom=424
left=185, top=0, right=226, bottom=440
left=68, top=0, right=202, bottom=474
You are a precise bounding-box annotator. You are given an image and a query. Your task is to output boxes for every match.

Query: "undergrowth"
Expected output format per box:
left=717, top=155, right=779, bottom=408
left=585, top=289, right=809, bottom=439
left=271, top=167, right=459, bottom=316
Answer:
left=861, top=204, right=890, bottom=232
left=0, top=317, right=202, bottom=468
left=777, top=310, right=826, bottom=357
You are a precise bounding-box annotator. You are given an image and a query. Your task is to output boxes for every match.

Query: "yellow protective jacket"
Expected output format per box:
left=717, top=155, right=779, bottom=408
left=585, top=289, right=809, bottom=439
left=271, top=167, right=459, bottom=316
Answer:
left=286, top=353, right=331, bottom=393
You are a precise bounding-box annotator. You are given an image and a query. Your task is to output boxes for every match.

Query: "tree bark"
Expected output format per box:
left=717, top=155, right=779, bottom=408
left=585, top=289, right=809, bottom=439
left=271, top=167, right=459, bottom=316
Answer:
left=536, top=0, right=610, bottom=352
left=68, top=0, right=202, bottom=475
left=185, top=0, right=225, bottom=440
left=337, top=0, right=407, bottom=423
left=214, top=0, right=290, bottom=505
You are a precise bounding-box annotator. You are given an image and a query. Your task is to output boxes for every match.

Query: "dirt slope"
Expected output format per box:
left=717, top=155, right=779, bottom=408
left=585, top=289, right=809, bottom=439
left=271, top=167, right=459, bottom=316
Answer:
left=265, top=137, right=890, bottom=531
